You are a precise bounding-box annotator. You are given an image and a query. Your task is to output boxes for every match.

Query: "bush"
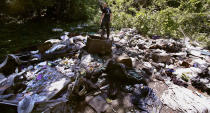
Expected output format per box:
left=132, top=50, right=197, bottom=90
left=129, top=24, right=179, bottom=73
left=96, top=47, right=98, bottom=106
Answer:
left=107, top=0, right=209, bottom=45
left=2, top=0, right=98, bottom=21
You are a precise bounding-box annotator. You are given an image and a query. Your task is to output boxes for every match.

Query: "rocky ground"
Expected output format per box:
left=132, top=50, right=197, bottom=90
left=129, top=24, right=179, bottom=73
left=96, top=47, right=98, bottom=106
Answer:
left=0, top=28, right=209, bottom=113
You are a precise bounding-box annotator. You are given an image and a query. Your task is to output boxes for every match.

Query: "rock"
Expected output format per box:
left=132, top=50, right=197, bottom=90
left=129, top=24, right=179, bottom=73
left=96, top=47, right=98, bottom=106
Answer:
left=142, top=62, right=154, bottom=75
left=192, top=78, right=210, bottom=95
left=150, top=39, right=182, bottom=53
left=163, top=41, right=183, bottom=53
left=116, top=54, right=133, bottom=67
left=198, top=67, right=210, bottom=78
left=191, top=66, right=210, bottom=95
left=33, top=98, right=69, bottom=113
left=180, top=61, right=191, bottom=68
left=119, top=38, right=127, bottom=44
left=171, top=76, right=188, bottom=88
left=0, top=55, right=19, bottom=75
left=38, top=42, right=53, bottom=53
left=86, top=36, right=112, bottom=55
left=152, top=52, right=171, bottom=63
left=137, top=43, right=146, bottom=49
left=85, top=95, right=110, bottom=113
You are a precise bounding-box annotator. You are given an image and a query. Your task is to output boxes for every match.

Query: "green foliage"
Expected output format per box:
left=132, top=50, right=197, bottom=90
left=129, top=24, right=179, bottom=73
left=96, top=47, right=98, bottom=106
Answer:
left=0, top=0, right=7, bottom=13
left=65, top=0, right=98, bottom=21
left=107, top=0, right=136, bottom=29
left=107, top=0, right=209, bottom=45
left=7, top=0, right=54, bottom=16
left=134, top=9, right=151, bottom=34
left=181, top=73, right=190, bottom=82
left=2, top=0, right=98, bottom=21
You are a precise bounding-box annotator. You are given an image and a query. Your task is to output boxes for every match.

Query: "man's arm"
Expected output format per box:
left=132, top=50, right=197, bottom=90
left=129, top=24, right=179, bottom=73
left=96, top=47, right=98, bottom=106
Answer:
left=100, top=13, right=105, bottom=25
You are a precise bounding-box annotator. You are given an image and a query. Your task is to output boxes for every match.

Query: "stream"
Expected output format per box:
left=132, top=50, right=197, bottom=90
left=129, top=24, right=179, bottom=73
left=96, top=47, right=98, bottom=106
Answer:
left=0, top=21, right=98, bottom=62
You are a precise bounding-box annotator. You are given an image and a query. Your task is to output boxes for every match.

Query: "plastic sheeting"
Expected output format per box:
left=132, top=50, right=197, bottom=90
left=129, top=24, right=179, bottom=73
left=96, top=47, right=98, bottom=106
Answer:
left=161, top=82, right=210, bottom=113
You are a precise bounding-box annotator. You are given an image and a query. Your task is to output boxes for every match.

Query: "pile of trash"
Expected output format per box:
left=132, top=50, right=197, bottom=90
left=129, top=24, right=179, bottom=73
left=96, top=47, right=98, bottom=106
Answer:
left=0, top=28, right=210, bottom=113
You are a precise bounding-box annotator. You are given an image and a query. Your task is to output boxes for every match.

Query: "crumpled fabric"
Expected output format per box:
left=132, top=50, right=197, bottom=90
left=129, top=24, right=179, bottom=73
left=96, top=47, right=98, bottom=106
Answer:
left=104, top=59, right=147, bottom=85
left=161, top=82, right=210, bottom=113
left=131, top=84, right=162, bottom=113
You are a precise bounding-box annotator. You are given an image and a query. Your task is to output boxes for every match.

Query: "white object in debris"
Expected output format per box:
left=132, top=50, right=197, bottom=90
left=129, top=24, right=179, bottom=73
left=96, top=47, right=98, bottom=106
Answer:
left=45, top=44, right=66, bottom=54
left=18, top=95, right=35, bottom=113
left=76, top=24, right=83, bottom=29
left=45, top=39, right=61, bottom=44
left=60, top=35, right=69, bottom=41
left=37, top=61, right=47, bottom=66
left=81, top=54, right=92, bottom=67
left=189, top=50, right=201, bottom=57
left=72, top=35, right=87, bottom=41
left=30, top=50, right=39, bottom=54
left=174, top=67, right=202, bottom=79
left=161, top=83, right=210, bottom=113
left=143, top=62, right=153, bottom=68
left=52, top=28, right=63, bottom=32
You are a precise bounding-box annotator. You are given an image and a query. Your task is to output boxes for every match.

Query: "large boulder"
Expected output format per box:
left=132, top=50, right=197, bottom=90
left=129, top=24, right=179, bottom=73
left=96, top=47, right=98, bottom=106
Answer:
left=116, top=54, right=133, bottom=68
left=0, top=55, right=20, bottom=75
left=38, top=42, right=53, bottom=54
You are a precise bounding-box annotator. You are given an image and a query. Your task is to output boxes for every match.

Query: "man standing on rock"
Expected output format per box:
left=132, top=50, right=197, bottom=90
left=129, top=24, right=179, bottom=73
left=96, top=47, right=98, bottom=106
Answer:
left=100, top=2, right=112, bottom=40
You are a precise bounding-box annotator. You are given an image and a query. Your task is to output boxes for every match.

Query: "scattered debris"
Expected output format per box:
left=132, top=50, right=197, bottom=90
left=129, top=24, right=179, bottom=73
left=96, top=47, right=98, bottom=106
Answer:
left=0, top=28, right=209, bottom=113
left=161, top=82, right=210, bottom=113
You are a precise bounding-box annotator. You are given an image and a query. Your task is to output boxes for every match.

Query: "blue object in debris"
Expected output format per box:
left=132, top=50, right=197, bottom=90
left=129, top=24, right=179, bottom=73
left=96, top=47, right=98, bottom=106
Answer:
left=168, top=69, right=175, bottom=73
left=152, top=36, right=161, bottom=40
left=36, top=74, right=43, bottom=80
left=201, top=51, right=210, bottom=56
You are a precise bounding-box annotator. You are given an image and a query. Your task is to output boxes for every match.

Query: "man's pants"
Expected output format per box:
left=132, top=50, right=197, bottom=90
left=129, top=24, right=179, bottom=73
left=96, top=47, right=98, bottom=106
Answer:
left=101, top=21, right=110, bottom=38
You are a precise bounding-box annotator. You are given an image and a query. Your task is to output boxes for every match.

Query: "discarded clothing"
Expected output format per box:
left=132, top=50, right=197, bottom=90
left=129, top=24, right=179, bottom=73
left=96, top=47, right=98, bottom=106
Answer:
left=131, top=84, right=162, bottom=113
left=104, top=59, right=147, bottom=85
